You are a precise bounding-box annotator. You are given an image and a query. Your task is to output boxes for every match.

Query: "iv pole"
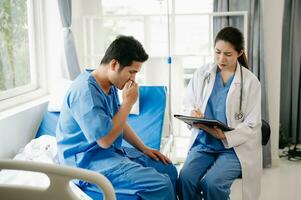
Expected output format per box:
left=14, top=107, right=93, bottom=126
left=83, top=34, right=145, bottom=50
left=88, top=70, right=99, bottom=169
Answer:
left=160, top=0, right=175, bottom=157
left=167, top=0, right=173, bottom=136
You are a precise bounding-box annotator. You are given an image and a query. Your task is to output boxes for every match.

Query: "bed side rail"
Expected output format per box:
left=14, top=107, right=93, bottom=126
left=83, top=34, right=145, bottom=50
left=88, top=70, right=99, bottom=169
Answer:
left=0, top=159, right=116, bottom=200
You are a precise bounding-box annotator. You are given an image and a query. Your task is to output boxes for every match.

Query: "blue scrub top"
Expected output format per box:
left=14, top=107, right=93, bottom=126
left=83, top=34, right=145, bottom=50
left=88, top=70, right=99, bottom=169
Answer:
left=195, top=69, right=234, bottom=152
left=56, top=70, right=122, bottom=167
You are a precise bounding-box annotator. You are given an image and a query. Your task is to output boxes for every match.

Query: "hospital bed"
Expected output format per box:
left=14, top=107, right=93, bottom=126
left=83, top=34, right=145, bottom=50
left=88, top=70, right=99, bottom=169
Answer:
left=0, top=86, right=167, bottom=200
left=0, top=159, right=115, bottom=200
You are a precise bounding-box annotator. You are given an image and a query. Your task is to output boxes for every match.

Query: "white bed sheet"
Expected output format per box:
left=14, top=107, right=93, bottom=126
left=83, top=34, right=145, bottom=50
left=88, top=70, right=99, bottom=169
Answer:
left=0, top=135, right=92, bottom=200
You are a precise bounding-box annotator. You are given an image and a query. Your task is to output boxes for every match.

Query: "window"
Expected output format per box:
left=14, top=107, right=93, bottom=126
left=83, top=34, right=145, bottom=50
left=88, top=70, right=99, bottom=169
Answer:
left=0, top=0, right=30, bottom=92
left=81, top=0, right=169, bottom=84
left=76, top=1, right=247, bottom=137
left=0, top=0, right=46, bottom=109
left=73, top=0, right=249, bottom=161
left=79, top=0, right=214, bottom=85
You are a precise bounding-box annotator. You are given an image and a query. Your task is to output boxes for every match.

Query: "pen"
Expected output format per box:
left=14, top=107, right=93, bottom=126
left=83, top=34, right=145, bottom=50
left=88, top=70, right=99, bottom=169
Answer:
left=194, top=104, right=201, bottom=112
left=193, top=105, right=203, bottom=118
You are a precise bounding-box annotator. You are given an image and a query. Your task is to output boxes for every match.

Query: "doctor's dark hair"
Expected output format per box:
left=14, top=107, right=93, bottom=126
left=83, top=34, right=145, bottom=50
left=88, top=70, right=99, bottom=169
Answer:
left=100, top=35, right=149, bottom=70
left=215, top=27, right=249, bottom=69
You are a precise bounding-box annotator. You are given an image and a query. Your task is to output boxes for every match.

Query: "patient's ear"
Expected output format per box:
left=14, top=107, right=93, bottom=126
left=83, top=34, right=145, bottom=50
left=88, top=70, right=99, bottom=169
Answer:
left=109, top=59, right=120, bottom=72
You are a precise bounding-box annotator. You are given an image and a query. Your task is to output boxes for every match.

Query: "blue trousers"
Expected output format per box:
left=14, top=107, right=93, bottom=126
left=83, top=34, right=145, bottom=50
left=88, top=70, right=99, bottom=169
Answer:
left=79, top=147, right=177, bottom=200
left=177, top=145, right=241, bottom=200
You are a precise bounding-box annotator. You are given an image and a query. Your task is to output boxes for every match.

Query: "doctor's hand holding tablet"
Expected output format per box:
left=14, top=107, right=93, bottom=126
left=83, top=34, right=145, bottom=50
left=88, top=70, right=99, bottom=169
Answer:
left=190, top=107, right=226, bottom=140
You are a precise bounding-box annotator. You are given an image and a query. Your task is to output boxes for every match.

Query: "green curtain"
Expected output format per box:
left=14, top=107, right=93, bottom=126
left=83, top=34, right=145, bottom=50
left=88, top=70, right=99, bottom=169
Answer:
left=280, top=0, right=301, bottom=144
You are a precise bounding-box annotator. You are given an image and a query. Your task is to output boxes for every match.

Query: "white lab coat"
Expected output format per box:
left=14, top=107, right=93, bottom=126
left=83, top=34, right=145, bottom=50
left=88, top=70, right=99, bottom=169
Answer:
left=183, top=62, right=262, bottom=200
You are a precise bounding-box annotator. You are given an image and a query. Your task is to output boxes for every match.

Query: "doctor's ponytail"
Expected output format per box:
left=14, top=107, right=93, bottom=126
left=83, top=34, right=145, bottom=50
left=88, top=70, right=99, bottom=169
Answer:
left=215, top=26, right=249, bottom=69
left=238, top=50, right=249, bottom=69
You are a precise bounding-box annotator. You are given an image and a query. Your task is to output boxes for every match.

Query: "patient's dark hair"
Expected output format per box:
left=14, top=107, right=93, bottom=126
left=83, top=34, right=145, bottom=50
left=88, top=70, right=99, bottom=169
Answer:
left=215, top=26, right=249, bottom=69
left=100, top=35, right=149, bottom=70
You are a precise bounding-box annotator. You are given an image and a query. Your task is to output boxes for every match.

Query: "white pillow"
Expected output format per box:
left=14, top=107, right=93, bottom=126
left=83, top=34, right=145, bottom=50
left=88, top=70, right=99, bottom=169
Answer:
left=118, top=89, right=140, bottom=115
left=48, top=79, right=72, bottom=112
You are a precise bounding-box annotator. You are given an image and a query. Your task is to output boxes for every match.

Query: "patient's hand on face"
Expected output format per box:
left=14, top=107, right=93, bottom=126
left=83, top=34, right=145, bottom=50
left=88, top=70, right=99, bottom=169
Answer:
left=122, top=80, right=138, bottom=107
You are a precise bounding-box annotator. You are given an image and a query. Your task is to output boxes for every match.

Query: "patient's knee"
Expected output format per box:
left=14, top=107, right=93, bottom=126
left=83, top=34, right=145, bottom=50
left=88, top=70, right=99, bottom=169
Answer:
left=165, top=164, right=178, bottom=183
left=160, top=175, right=175, bottom=196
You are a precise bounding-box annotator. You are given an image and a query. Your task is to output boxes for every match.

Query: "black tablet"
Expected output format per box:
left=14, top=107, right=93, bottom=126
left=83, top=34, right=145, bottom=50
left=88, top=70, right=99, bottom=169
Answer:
left=174, top=114, right=234, bottom=131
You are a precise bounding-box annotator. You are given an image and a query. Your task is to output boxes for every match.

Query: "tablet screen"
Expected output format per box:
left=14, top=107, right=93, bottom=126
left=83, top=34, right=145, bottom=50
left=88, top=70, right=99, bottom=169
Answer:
left=174, top=114, right=234, bottom=131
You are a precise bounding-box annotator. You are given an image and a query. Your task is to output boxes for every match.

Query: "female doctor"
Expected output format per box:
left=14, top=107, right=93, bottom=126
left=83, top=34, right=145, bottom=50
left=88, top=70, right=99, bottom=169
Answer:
left=177, top=26, right=262, bottom=200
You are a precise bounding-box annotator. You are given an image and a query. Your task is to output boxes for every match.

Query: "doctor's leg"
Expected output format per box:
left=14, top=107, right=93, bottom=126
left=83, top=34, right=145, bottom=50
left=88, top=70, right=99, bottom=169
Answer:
left=199, top=151, right=241, bottom=200
left=177, top=146, right=216, bottom=200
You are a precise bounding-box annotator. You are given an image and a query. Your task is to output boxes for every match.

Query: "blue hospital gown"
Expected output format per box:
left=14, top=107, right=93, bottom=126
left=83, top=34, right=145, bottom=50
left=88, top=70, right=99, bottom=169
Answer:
left=194, top=69, right=235, bottom=152
left=56, top=70, right=177, bottom=200
left=56, top=70, right=122, bottom=168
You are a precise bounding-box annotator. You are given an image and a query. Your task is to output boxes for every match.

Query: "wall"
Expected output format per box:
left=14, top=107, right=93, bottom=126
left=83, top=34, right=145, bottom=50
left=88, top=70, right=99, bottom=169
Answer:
left=0, top=100, right=48, bottom=158
left=263, top=0, right=284, bottom=166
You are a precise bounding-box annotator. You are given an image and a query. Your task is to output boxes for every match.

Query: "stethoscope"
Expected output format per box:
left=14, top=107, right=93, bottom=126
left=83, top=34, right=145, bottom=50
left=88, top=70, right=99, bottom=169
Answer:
left=234, top=64, right=244, bottom=120
left=202, top=64, right=244, bottom=120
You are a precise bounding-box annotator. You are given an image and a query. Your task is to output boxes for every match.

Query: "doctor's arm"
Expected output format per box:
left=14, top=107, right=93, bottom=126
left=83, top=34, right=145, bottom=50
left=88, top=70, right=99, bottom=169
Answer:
left=194, top=124, right=226, bottom=140
left=123, top=124, right=171, bottom=164
left=194, top=81, right=262, bottom=146
left=222, top=82, right=262, bottom=148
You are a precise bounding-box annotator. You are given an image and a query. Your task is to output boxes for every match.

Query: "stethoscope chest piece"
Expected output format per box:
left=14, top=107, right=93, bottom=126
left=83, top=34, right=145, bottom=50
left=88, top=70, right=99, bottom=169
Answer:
left=234, top=112, right=244, bottom=120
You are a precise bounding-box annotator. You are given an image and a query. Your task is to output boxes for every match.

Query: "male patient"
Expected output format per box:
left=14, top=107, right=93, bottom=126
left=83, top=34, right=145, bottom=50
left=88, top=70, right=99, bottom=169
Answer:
left=56, top=35, right=177, bottom=200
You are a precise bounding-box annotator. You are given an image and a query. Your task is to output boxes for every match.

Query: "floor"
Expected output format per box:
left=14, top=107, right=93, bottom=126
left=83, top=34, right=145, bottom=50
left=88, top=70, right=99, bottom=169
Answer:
left=176, top=157, right=301, bottom=200
left=173, top=137, right=301, bottom=200
left=230, top=157, right=301, bottom=200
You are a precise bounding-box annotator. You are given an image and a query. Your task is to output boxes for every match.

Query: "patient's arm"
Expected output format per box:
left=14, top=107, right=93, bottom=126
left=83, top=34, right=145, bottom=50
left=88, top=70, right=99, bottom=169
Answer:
left=123, top=124, right=171, bottom=164
left=97, top=81, right=137, bottom=149
left=97, top=103, right=132, bottom=149
left=123, top=123, right=148, bottom=152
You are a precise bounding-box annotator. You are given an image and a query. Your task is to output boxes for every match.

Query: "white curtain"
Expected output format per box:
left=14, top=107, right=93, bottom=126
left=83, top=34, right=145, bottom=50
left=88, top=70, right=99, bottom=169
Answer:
left=57, top=0, right=81, bottom=80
